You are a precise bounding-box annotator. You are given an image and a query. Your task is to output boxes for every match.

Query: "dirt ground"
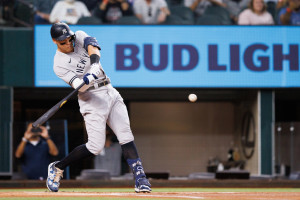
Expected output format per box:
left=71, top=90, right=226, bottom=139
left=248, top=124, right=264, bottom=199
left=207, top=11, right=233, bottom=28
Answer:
left=1, top=191, right=300, bottom=200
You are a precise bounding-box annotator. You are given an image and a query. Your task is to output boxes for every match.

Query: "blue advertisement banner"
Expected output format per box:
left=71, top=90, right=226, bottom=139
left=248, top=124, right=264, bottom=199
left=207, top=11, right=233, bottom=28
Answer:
left=35, top=25, right=300, bottom=88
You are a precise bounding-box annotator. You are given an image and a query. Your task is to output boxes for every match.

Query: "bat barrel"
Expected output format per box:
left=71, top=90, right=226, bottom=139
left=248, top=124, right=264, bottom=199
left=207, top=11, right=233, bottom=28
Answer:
left=32, top=82, right=85, bottom=128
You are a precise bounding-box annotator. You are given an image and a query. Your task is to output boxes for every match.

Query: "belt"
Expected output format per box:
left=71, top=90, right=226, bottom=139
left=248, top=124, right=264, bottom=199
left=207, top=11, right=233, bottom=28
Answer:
left=88, top=79, right=110, bottom=90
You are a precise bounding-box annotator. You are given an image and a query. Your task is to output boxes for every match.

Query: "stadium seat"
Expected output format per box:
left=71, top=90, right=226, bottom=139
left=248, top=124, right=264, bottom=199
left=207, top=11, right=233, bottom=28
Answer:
left=166, top=0, right=184, bottom=7
left=77, top=16, right=103, bottom=25
left=13, top=0, right=35, bottom=26
left=91, top=7, right=102, bottom=19
left=163, top=14, right=185, bottom=24
left=204, top=5, right=232, bottom=25
left=115, top=16, right=142, bottom=25
left=195, top=14, right=222, bottom=25
left=170, top=5, right=195, bottom=24
left=266, top=1, right=277, bottom=24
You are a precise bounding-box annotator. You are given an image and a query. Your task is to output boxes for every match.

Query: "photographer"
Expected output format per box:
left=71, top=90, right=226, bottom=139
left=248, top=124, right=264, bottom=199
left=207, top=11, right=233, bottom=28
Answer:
left=15, top=123, right=59, bottom=180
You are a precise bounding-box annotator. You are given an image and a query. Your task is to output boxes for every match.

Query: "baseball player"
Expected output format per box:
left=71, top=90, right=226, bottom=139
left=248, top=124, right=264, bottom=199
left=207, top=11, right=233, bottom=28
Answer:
left=46, top=22, right=151, bottom=193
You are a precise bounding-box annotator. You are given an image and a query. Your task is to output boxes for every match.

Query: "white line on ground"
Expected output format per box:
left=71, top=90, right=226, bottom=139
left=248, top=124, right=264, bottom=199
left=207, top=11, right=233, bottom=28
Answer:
left=21, top=192, right=205, bottom=199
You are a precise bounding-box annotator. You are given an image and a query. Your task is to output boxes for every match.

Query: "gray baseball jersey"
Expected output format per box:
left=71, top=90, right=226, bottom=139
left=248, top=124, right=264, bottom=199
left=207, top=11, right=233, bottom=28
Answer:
left=53, top=30, right=106, bottom=87
left=53, top=30, right=134, bottom=155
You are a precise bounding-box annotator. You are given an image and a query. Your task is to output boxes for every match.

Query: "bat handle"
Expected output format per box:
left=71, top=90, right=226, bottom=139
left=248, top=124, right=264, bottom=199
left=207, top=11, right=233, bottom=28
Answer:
left=75, top=82, right=86, bottom=92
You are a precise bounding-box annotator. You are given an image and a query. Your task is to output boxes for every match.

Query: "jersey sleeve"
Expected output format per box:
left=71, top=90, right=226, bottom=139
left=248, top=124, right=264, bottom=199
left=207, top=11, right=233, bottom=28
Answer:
left=184, top=0, right=195, bottom=7
left=266, top=13, right=275, bottom=25
left=158, top=0, right=168, bottom=8
left=133, top=0, right=142, bottom=15
left=78, top=2, right=91, bottom=17
left=53, top=64, right=78, bottom=86
left=49, top=1, right=61, bottom=23
left=237, top=10, right=250, bottom=25
left=75, top=30, right=90, bottom=49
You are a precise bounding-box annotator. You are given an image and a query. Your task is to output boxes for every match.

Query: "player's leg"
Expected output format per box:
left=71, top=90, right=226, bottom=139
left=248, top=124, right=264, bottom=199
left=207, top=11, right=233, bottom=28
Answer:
left=46, top=144, right=94, bottom=192
left=107, top=88, right=151, bottom=193
left=121, top=142, right=152, bottom=193
left=47, top=92, right=108, bottom=192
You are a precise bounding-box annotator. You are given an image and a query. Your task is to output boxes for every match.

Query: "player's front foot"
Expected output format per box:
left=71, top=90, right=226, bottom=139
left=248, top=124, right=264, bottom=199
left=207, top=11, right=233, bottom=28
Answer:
left=46, top=161, right=64, bottom=192
left=127, top=158, right=151, bottom=193
left=135, top=176, right=152, bottom=193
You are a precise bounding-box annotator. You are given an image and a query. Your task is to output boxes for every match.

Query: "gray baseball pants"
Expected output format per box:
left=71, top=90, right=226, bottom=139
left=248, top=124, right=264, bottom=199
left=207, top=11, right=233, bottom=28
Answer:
left=78, top=84, right=134, bottom=155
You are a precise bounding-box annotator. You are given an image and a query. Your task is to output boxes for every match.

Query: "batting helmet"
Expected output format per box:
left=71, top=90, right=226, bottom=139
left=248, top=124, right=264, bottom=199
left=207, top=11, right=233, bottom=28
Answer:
left=50, top=22, right=75, bottom=41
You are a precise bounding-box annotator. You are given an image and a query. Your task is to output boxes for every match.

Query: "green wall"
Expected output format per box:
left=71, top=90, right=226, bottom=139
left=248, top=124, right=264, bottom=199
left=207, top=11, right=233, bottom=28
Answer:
left=0, top=87, right=13, bottom=175
left=0, top=28, right=277, bottom=177
left=0, top=28, right=33, bottom=87
left=260, top=90, right=274, bottom=175
left=0, top=28, right=33, bottom=176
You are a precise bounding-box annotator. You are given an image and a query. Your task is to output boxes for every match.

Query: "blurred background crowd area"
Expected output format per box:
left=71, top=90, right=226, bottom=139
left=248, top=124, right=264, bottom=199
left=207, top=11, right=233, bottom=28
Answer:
left=0, top=0, right=296, bottom=27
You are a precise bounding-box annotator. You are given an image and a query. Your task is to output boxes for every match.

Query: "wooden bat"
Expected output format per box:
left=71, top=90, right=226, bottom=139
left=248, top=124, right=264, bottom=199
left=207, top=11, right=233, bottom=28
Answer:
left=32, top=82, right=85, bottom=128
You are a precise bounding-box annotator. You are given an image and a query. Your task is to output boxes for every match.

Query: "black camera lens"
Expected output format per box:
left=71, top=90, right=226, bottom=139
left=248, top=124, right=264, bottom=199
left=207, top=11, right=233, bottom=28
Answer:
left=31, top=127, right=42, bottom=133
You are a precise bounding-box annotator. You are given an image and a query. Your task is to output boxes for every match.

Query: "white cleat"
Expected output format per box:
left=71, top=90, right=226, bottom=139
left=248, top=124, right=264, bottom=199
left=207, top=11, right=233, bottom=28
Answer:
left=46, top=161, right=64, bottom=192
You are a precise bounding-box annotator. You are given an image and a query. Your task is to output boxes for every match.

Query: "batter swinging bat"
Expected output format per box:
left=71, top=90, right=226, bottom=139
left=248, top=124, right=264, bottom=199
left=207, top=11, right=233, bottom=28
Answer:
left=32, top=82, right=85, bottom=128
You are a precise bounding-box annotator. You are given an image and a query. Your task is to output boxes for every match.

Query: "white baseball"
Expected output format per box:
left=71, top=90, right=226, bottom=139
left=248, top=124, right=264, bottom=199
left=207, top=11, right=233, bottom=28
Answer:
left=188, top=94, right=197, bottom=102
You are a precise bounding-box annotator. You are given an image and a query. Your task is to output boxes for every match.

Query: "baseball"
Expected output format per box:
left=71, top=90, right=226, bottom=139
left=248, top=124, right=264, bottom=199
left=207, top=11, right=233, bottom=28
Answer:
left=188, top=94, right=197, bottom=102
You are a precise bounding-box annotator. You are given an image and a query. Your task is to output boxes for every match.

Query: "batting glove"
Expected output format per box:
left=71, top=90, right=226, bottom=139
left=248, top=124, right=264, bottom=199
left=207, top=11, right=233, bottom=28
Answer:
left=90, top=63, right=103, bottom=78
left=83, top=73, right=97, bottom=85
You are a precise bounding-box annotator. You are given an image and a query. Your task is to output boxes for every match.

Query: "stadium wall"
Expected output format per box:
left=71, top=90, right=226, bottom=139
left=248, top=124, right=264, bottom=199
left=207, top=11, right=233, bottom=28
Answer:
left=0, top=27, right=278, bottom=177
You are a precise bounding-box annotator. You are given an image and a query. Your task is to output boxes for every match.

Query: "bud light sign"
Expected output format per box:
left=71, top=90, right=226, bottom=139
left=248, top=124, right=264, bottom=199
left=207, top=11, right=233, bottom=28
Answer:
left=34, top=25, right=300, bottom=88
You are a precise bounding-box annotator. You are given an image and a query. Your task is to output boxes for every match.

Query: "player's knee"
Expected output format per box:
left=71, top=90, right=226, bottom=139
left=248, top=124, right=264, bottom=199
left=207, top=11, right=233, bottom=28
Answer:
left=118, top=133, right=134, bottom=145
left=86, top=141, right=104, bottom=155
left=93, top=149, right=103, bottom=155
left=114, top=127, right=134, bottom=143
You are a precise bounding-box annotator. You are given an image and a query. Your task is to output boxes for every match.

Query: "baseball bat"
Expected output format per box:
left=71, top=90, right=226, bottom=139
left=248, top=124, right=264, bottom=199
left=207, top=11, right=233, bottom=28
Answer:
left=32, top=82, right=86, bottom=128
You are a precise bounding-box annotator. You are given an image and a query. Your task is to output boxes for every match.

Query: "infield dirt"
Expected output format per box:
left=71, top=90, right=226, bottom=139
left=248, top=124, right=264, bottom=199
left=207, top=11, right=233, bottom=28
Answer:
left=1, top=191, right=300, bottom=199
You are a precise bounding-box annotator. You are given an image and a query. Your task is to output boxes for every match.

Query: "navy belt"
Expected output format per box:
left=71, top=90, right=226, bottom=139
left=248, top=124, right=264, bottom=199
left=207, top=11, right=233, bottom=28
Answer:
left=89, top=79, right=110, bottom=90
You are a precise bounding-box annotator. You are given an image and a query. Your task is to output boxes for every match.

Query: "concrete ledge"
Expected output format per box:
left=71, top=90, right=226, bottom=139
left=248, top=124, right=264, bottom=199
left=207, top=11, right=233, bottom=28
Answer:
left=1, top=179, right=300, bottom=188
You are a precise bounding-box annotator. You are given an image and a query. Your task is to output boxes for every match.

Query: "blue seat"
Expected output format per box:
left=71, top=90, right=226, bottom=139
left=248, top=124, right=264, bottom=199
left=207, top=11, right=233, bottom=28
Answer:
left=163, top=14, right=185, bottom=24
left=204, top=5, right=232, bottom=25
left=13, top=0, right=35, bottom=26
left=77, top=16, right=102, bottom=25
left=170, top=5, right=195, bottom=24
left=266, top=1, right=277, bottom=24
left=195, top=14, right=223, bottom=25
left=116, top=16, right=142, bottom=25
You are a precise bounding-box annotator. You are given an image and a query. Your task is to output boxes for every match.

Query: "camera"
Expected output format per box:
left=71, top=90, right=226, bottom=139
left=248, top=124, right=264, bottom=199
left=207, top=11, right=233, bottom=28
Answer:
left=31, top=127, right=42, bottom=134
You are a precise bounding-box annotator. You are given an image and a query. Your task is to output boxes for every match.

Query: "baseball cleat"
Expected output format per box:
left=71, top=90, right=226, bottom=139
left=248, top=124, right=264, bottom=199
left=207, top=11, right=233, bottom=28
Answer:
left=127, top=158, right=151, bottom=193
left=46, top=161, right=64, bottom=192
left=135, top=177, right=152, bottom=193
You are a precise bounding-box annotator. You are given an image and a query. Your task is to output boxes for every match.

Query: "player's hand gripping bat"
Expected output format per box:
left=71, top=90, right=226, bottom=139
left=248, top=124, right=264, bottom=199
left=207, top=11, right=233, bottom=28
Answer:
left=32, top=82, right=85, bottom=128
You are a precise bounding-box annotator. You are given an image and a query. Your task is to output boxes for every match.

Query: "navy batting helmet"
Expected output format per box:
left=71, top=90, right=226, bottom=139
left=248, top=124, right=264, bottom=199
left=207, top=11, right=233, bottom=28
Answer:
left=50, top=22, right=74, bottom=41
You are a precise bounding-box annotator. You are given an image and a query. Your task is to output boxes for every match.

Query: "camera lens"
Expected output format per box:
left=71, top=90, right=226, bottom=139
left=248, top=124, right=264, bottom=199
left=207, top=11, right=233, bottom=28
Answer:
left=31, top=127, right=42, bottom=133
